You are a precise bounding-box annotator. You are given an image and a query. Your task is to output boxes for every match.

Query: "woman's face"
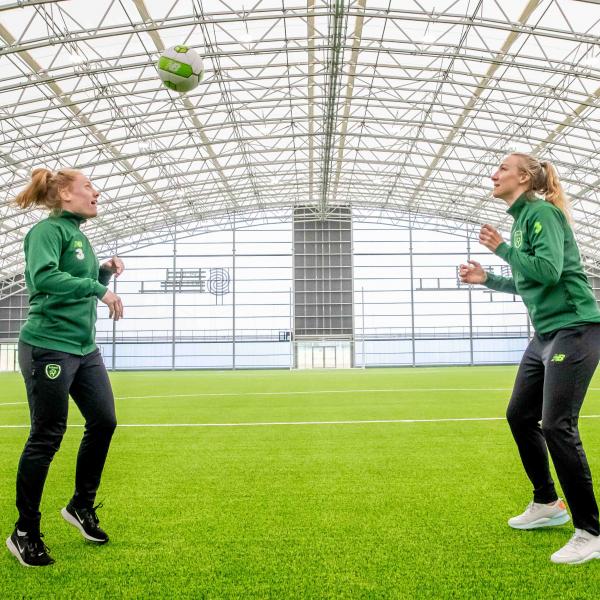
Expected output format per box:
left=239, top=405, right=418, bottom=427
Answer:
left=60, top=172, right=99, bottom=218
left=490, top=154, right=529, bottom=201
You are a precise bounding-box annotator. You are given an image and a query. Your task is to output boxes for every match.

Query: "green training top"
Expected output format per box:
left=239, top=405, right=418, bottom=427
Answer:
left=484, top=193, right=600, bottom=334
left=19, top=211, right=112, bottom=355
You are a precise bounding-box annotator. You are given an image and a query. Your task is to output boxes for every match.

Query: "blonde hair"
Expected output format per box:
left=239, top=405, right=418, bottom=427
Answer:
left=14, top=168, right=80, bottom=213
left=511, top=153, right=571, bottom=222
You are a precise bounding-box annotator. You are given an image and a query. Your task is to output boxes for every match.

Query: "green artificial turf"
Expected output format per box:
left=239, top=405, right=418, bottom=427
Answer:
left=1, top=366, right=600, bottom=598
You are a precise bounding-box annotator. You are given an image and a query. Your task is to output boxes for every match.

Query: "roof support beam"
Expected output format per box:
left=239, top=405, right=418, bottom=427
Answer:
left=0, top=21, right=172, bottom=227
left=319, top=0, right=345, bottom=216
left=408, top=0, right=542, bottom=211
left=307, top=0, right=316, bottom=205
left=332, top=0, right=366, bottom=201
left=132, top=0, right=239, bottom=210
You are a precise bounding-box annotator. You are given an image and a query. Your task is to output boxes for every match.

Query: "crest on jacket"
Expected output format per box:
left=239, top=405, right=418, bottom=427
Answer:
left=513, top=230, right=523, bottom=249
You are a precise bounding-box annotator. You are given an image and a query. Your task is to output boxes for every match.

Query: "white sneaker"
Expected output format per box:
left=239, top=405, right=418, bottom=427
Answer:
left=508, top=499, right=570, bottom=530
left=551, top=529, right=600, bottom=564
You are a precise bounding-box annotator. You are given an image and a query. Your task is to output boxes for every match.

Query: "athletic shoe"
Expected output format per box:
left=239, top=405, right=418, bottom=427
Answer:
left=6, top=528, right=55, bottom=567
left=508, top=499, right=570, bottom=530
left=551, top=529, right=600, bottom=564
left=61, top=502, right=109, bottom=544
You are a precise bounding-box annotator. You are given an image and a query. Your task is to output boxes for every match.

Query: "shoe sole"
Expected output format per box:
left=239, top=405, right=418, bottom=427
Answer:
left=551, top=552, right=600, bottom=565
left=508, top=512, right=570, bottom=530
left=6, top=536, right=50, bottom=568
left=61, top=508, right=108, bottom=544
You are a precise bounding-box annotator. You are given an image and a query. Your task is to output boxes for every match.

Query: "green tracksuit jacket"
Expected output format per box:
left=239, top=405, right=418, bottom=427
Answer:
left=485, top=194, right=600, bottom=334
left=19, top=211, right=112, bottom=355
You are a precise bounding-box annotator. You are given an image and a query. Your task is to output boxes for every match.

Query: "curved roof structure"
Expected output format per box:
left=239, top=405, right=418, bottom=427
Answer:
left=2, top=0, right=600, bottom=292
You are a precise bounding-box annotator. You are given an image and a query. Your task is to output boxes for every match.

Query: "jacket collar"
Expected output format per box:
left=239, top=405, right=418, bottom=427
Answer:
left=51, top=210, right=86, bottom=226
left=507, top=193, right=529, bottom=219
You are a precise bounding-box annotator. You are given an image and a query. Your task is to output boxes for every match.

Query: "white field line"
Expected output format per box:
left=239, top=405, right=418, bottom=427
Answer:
left=2, top=386, right=600, bottom=407
left=3, top=415, right=600, bottom=430
left=0, top=387, right=512, bottom=407
left=114, top=387, right=516, bottom=400
left=115, top=367, right=519, bottom=376
left=0, top=387, right=510, bottom=407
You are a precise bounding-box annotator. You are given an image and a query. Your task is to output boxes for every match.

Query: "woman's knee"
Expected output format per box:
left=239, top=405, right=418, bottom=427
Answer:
left=89, top=413, right=117, bottom=434
left=27, top=423, right=67, bottom=454
left=541, top=418, right=571, bottom=443
left=506, top=402, right=531, bottom=428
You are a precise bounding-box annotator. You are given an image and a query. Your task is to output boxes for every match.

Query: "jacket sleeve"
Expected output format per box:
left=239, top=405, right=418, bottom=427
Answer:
left=484, top=272, right=518, bottom=295
left=25, top=224, right=107, bottom=299
left=493, top=205, right=564, bottom=285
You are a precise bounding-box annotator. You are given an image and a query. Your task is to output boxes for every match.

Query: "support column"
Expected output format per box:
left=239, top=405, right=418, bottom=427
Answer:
left=467, top=231, right=474, bottom=366
left=171, top=231, right=177, bottom=371
left=232, top=215, right=236, bottom=370
left=408, top=219, right=416, bottom=367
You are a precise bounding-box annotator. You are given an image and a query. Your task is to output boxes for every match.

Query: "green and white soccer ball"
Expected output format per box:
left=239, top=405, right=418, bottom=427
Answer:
left=157, top=45, right=204, bottom=93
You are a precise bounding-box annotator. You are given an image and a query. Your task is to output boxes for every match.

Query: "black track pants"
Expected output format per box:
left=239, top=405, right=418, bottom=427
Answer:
left=15, top=342, right=117, bottom=533
left=506, top=324, right=600, bottom=535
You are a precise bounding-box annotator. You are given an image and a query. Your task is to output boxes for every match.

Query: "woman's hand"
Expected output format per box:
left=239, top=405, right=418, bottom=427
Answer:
left=101, top=256, right=125, bottom=277
left=479, top=224, right=504, bottom=252
left=459, top=260, right=487, bottom=285
left=101, top=290, right=124, bottom=321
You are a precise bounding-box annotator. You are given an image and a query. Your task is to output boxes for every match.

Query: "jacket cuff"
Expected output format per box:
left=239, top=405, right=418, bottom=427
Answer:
left=484, top=272, right=501, bottom=291
left=93, top=282, right=108, bottom=298
left=494, top=242, right=510, bottom=260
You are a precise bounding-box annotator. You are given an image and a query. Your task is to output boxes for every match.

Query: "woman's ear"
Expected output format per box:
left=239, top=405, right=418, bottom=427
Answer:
left=58, top=185, right=71, bottom=206
left=518, top=170, right=530, bottom=186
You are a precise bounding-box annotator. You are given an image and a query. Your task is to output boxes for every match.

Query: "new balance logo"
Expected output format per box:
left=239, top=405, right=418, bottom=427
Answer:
left=551, top=353, right=566, bottom=362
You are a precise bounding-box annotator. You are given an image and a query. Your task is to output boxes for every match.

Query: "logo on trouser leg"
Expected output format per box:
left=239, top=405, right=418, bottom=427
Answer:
left=551, top=353, right=566, bottom=362
left=45, top=364, right=61, bottom=379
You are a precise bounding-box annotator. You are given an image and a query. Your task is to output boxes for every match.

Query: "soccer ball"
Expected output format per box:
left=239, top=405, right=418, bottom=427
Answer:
left=157, top=45, right=204, bottom=93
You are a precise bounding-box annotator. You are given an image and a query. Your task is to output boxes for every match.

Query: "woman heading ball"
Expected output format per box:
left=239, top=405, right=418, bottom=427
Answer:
left=6, top=169, right=124, bottom=567
left=460, top=153, right=600, bottom=565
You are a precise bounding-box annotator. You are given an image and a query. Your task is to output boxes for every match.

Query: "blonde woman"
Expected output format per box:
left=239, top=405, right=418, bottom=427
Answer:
left=460, top=153, right=600, bottom=564
left=6, top=169, right=123, bottom=567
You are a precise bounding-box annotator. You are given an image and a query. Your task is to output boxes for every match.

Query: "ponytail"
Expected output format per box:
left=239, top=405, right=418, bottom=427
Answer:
left=540, top=161, right=571, bottom=222
left=511, top=153, right=572, bottom=223
left=14, top=168, right=79, bottom=213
